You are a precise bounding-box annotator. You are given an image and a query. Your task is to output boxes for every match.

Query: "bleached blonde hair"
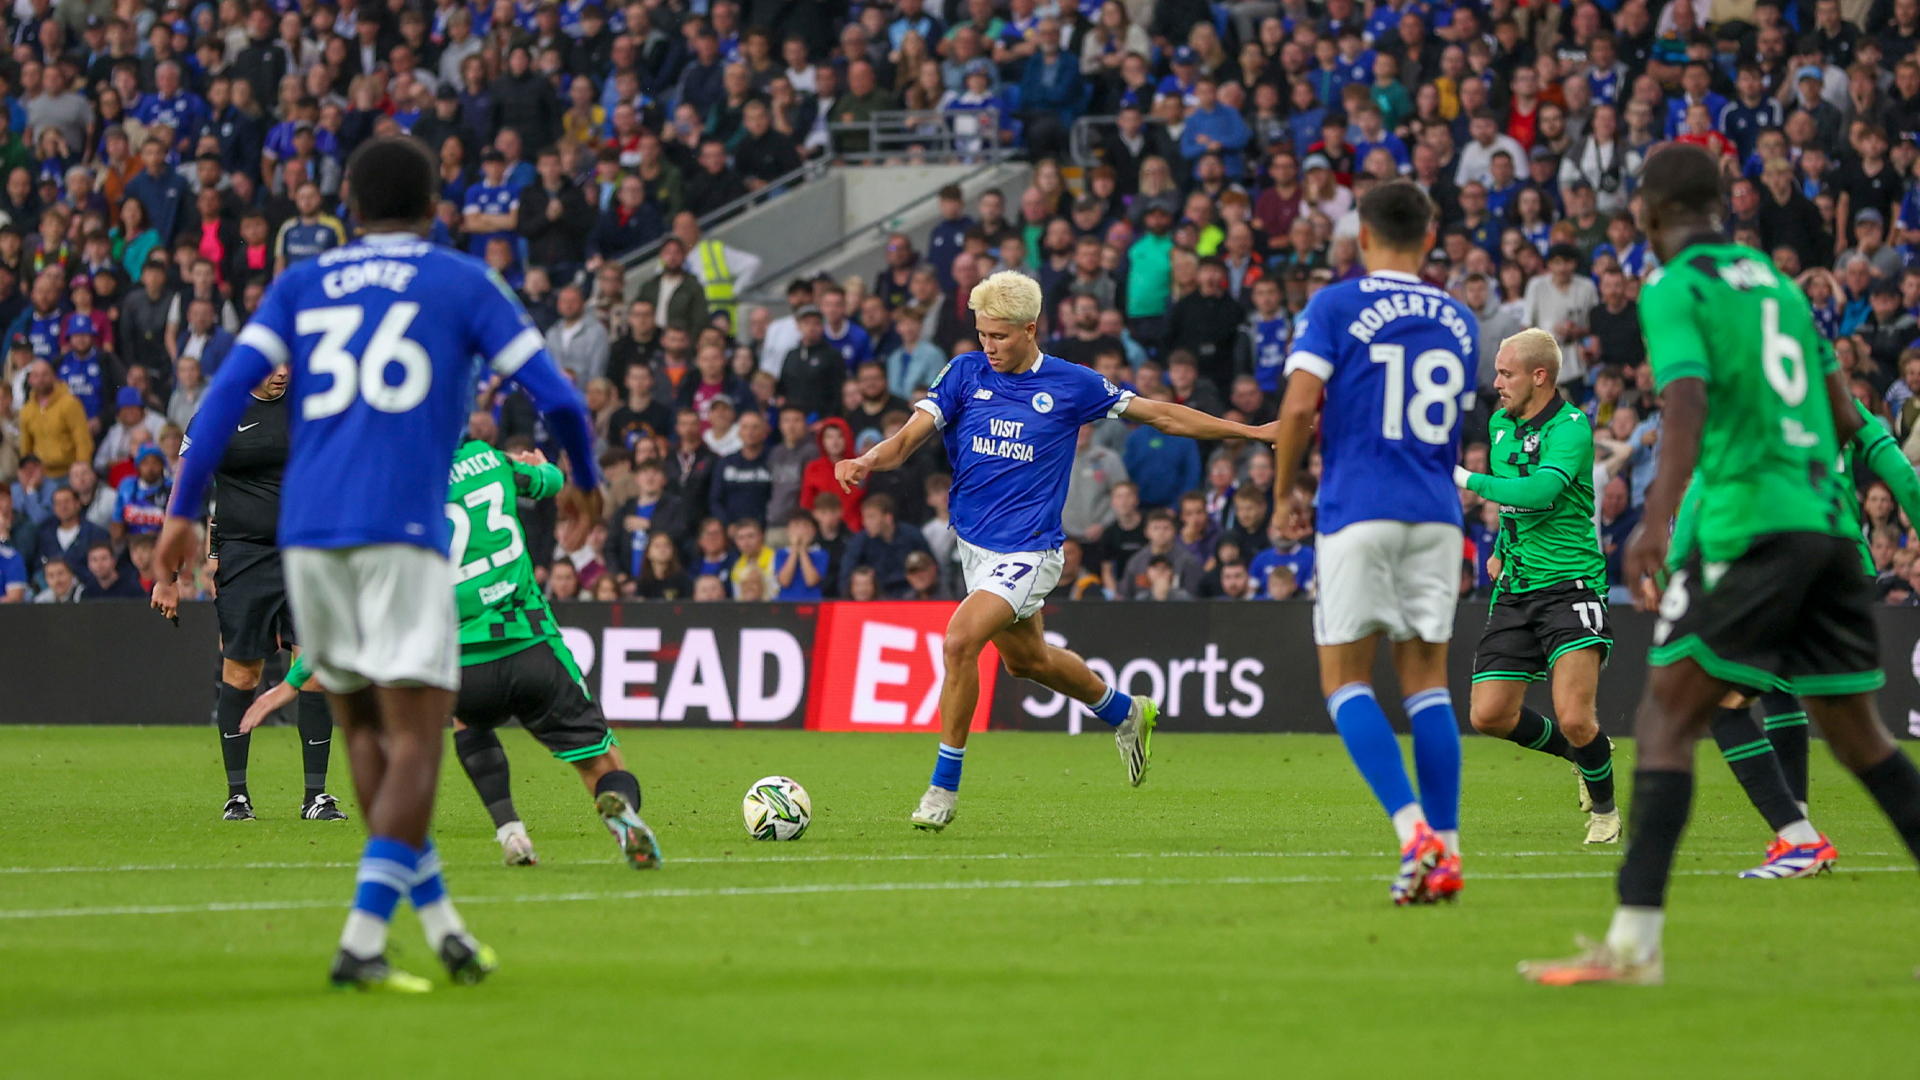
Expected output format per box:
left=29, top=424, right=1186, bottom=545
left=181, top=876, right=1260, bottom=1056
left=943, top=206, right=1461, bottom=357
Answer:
left=1500, top=326, right=1562, bottom=385
left=969, top=270, right=1044, bottom=325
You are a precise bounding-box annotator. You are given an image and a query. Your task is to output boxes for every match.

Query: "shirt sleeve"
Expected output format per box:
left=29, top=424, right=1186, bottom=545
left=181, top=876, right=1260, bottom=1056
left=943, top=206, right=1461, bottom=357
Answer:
left=1538, top=412, right=1594, bottom=484
left=1641, top=274, right=1711, bottom=391
left=510, top=458, right=565, bottom=500
left=1283, top=292, right=1334, bottom=381
left=1074, top=365, right=1132, bottom=424
left=1856, top=404, right=1920, bottom=526
left=914, top=355, right=968, bottom=429
left=285, top=651, right=312, bottom=690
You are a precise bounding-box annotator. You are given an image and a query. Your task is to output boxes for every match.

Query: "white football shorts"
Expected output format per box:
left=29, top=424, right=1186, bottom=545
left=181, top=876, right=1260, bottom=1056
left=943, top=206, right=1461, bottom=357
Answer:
left=1312, top=520, right=1462, bottom=646
left=283, top=543, right=461, bottom=693
left=958, top=537, right=1064, bottom=622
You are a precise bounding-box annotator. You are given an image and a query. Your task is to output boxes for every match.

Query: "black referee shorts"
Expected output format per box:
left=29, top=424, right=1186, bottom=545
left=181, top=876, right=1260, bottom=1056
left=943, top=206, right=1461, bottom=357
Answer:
left=215, top=540, right=294, bottom=662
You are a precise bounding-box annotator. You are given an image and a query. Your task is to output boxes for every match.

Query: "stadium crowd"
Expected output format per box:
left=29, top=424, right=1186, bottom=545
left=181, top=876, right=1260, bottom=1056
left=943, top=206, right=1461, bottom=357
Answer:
left=2, top=0, right=1920, bottom=606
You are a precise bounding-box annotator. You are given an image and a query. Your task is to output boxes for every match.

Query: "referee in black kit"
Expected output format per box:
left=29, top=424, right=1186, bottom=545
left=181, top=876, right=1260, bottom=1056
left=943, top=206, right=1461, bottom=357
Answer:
left=154, top=363, right=345, bottom=821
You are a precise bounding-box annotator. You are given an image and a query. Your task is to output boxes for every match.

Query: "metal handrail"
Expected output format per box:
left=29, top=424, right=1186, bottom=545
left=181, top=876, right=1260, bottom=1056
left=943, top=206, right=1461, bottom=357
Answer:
left=739, top=154, right=1027, bottom=300
left=825, top=109, right=1012, bottom=164
left=1069, top=114, right=1118, bottom=168
left=614, top=156, right=831, bottom=270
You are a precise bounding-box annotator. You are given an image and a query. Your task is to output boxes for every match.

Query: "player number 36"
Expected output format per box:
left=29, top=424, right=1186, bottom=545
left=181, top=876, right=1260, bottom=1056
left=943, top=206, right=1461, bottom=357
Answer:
left=1369, top=344, right=1465, bottom=445
left=296, top=303, right=433, bottom=419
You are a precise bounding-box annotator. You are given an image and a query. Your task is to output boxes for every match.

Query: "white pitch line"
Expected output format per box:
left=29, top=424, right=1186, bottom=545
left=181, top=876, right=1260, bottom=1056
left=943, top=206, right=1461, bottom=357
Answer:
left=0, top=866, right=1912, bottom=921
left=0, top=849, right=1900, bottom=875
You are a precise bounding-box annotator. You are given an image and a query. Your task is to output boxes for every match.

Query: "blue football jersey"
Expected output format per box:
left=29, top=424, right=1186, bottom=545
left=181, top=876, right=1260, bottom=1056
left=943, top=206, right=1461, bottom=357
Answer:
left=1284, top=270, right=1477, bottom=534
left=58, top=352, right=103, bottom=418
left=916, top=351, right=1132, bottom=553
left=464, top=182, right=519, bottom=255
left=26, top=311, right=61, bottom=361
left=172, top=233, right=597, bottom=553
left=1250, top=314, right=1290, bottom=394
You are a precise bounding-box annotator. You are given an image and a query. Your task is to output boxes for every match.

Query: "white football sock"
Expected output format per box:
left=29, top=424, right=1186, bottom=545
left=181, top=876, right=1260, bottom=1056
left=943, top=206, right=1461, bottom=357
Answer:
left=1604, top=906, right=1665, bottom=965
left=1778, top=819, right=1820, bottom=846
left=339, top=910, right=387, bottom=960
left=1390, top=803, right=1427, bottom=847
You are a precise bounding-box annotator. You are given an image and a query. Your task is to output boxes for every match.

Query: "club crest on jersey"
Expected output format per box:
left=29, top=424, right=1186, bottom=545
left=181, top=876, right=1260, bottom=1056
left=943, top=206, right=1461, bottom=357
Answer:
left=1522, top=432, right=1539, bottom=453
left=1031, top=391, right=1054, bottom=414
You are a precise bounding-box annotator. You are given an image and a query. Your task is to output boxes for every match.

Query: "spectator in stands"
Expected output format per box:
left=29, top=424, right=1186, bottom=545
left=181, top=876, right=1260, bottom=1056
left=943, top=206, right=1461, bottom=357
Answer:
left=11, top=454, right=52, bottom=527
left=1064, top=422, right=1127, bottom=541
left=774, top=508, right=829, bottom=600
left=588, top=175, right=665, bottom=270
left=35, top=555, right=78, bottom=602
left=844, top=361, right=909, bottom=444
left=545, top=284, right=610, bottom=387
left=777, top=305, right=844, bottom=420
left=711, top=409, right=774, bottom=525
left=19, top=359, right=91, bottom=477
left=519, top=145, right=595, bottom=281
left=33, top=483, right=105, bottom=589
left=80, top=539, right=141, bottom=599
left=1123, top=414, right=1200, bottom=511
left=800, top=415, right=861, bottom=531
left=665, top=406, right=718, bottom=504
left=687, top=137, right=748, bottom=218
left=840, top=493, right=929, bottom=597
left=635, top=238, right=707, bottom=335
left=884, top=307, right=944, bottom=397
left=1523, top=244, right=1600, bottom=387
left=1164, top=350, right=1226, bottom=416
left=1120, top=508, right=1201, bottom=599
left=68, top=461, right=116, bottom=532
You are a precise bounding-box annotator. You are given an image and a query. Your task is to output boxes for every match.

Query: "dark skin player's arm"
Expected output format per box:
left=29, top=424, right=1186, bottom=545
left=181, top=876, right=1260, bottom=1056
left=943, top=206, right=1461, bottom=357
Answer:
left=1826, top=369, right=1864, bottom=447
left=1624, top=376, right=1705, bottom=609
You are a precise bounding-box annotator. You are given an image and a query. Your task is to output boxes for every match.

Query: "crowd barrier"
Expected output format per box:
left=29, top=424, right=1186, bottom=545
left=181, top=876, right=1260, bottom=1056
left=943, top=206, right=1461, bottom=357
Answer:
left=6, top=601, right=1920, bottom=739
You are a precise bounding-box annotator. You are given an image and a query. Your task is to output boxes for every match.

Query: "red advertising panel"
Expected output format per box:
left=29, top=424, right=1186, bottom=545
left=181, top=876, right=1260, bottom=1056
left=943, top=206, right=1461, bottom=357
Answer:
left=807, top=601, right=997, bottom=733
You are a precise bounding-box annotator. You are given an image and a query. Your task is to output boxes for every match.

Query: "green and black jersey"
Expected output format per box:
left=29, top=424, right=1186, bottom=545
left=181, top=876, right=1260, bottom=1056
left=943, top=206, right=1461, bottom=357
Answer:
left=1641, top=243, right=1852, bottom=560
left=1463, top=395, right=1604, bottom=595
left=1672, top=399, right=1920, bottom=575
left=446, top=440, right=569, bottom=667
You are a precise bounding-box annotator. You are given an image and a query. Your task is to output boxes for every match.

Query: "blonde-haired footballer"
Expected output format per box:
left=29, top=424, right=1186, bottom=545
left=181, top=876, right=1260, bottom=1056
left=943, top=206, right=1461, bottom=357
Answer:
left=1452, top=324, right=1622, bottom=846
left=837, top=270, right=1275, bottom=831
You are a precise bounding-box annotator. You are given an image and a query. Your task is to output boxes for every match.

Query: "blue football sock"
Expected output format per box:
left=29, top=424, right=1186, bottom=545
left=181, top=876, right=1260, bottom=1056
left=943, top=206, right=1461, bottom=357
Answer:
left=930, top=743, right=965, bottom=791
left=1088, top=684, right=1134, bottom=727
left=354, top=836, right=416, bottom=920
left=1404, top=688, right=1462, bottom=834
left=408, top=837, right=468, bottom=949
left=408, top=837, right=446, bottom=909
left=342, top=836, right=416, bottom=958
left=1328, top=683, right=1418, bottom=819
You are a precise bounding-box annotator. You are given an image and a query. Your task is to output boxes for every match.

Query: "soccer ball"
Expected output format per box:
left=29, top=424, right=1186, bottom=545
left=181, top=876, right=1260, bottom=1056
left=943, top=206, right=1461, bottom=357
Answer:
left=742, top=776, right=812, bottom=841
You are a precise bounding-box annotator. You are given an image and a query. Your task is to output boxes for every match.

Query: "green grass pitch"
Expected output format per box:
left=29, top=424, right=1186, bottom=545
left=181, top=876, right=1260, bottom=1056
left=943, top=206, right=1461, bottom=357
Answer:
left=1, top=726, right=1916, bottom=1079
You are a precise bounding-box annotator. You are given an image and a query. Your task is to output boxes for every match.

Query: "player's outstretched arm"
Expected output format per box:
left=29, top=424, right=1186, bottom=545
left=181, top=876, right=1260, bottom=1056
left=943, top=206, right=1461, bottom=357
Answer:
left=837, top=408, right=938, bottom=492
left=1624, top=377, right=1705, bottom=608
left=1120, top=395, right=1273, bottom=442
left=1270, top=369, right=1323, bottom=500
left=1453, top=464, right=1571, bottom=509
left=1847, top=400, right=1920, bottom=529
left=503, top=349, right=600, bottom=494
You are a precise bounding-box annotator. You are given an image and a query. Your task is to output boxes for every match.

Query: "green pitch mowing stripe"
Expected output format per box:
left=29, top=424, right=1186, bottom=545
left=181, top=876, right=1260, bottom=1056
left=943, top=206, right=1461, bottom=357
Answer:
left=1, top=727, right=1917, bottom=1080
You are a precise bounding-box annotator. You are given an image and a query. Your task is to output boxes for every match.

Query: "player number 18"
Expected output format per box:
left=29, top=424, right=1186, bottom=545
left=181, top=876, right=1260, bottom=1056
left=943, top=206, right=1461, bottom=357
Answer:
left=1369, top=344, right=1465, bottom=445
